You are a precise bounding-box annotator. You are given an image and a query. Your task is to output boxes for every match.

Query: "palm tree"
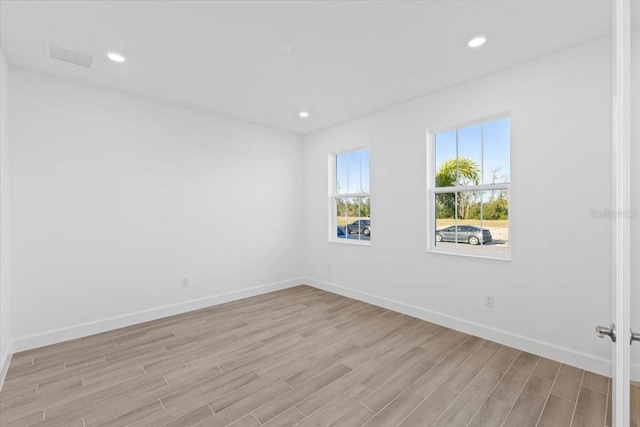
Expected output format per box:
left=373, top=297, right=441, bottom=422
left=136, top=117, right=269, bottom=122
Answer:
left=435, top=158, right=480, bottom=219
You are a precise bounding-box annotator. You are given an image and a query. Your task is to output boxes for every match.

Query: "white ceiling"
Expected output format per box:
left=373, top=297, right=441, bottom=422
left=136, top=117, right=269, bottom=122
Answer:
left=0, top=1, right=614, bottom=134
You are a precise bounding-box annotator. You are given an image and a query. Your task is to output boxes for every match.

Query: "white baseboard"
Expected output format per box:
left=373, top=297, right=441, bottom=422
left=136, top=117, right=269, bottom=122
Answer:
left=304, top=277, right=640, bottom=381
left=11, top=278, right=304, bottom=354
left=0, top=343, right=13, bottom=391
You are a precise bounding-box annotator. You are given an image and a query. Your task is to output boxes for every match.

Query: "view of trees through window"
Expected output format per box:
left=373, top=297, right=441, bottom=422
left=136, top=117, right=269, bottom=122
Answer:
left=335, top=148, right=370, bottom=242
left=433, top=118, right=510, bottom=256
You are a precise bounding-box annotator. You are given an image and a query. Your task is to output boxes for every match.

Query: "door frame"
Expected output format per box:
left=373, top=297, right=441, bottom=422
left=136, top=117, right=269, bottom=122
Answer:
left=612, top=1, right=631, bottom=426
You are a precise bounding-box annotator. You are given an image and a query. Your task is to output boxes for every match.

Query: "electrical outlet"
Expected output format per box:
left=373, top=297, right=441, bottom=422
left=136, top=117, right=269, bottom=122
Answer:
left=327, top=264, right=332, bottom=271
left=485, top=295, right=495, bottom=308
left=181, top=278, right=189, bottom=288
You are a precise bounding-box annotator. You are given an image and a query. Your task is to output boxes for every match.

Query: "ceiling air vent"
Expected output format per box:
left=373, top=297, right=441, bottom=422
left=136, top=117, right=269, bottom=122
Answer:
left=48, top=44, right=95, bottom=68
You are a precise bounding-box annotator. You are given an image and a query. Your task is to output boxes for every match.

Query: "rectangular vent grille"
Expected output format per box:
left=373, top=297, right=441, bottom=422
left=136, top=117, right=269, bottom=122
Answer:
left=49, top=44, right=94, bottom=68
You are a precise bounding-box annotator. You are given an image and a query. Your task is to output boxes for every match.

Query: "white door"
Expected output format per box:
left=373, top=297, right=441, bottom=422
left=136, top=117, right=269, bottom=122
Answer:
left=604, top=1, right=634, bottom=426
left=629, top=0, right=639, bottom=425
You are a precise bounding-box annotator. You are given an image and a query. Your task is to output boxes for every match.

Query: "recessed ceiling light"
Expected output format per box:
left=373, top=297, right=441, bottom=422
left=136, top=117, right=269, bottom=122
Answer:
left=467, top=35, right=487, bottom=48
left=107, top=52, right=126, bottom=63
left=277, top=42, right=293, bottom=52
left=299, top=111, right=309, bottom=118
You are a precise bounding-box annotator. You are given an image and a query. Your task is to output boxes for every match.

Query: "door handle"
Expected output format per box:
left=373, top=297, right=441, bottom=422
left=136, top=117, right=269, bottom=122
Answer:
left=595, top=324, right=616, bottom=342
left=632, top=329, right=640, bottom=345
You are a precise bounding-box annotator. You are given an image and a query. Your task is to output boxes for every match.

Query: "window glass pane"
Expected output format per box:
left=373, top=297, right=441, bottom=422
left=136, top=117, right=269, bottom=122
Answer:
left=435, top=192, right=456, bottom=248
left=336, top=197, right=348, bottom=239
left=358, top=197, right=371, bottom=241
left=481, top=190, right=509, bottom=255
left=360, top=196, right=371, bottom=220
left=435, top=130, right=457, bottom=188
left=457, top=125, right=482, bottom=186
left=360, top=148, right=370, bottom=193
left=459, top=190, right=484, bottom=251
left=456, top=190, right=480, bottom=227
left=337, top=197, right=356, bottom=240
left=483, top=118, right=511, bottom=184
left=336, top=197, right=370, bottom=241
left=336, top=153, right=349, bottom=195
left=348, top=150, right=361, bottom=194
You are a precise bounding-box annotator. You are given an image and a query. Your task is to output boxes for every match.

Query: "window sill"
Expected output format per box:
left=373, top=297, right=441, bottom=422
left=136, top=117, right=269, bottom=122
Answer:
left=427, top=247, right=511, bottom=261
left=329, top=238, right=371, bottom=246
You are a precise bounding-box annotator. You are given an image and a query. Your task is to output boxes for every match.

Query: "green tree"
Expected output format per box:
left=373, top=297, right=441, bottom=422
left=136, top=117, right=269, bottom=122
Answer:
left=483, top=193, right=508, bottom=220
left=435, top=158, right=480, bottom=219
left=463, top=192, right=509, bottom=221
left=337, top=197, right=370, bottom=221
left=360, top=198, right=370, bottom=218
left=435, top=158, right=480, bottom=187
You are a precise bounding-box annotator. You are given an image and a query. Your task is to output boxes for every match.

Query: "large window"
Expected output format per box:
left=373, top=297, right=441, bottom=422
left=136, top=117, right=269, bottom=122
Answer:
left=332, top=147, right=370, bottom=243
left=430, top=117, right=510, bottom=258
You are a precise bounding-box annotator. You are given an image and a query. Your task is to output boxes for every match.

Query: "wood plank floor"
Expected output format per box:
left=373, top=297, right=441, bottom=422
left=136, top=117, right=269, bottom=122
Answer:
left=0, top=286, right=613, bottom=427
left=633, top=381, right=639, bottom=427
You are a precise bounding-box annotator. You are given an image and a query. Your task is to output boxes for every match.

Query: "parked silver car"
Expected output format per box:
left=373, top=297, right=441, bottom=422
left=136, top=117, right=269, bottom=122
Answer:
left=346, top=219, right=370, bottom=236
left=435, top=225, right=492, bottom=245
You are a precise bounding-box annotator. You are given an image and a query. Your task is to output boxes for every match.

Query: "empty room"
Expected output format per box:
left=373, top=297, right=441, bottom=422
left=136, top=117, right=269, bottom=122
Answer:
left=0, top=1, right=638, bottom=426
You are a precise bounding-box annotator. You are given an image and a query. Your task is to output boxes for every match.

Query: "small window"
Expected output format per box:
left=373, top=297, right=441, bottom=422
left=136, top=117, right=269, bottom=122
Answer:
left=331, top=147, right=370, bottom=244
left=430, top=117, right=510, bottom=259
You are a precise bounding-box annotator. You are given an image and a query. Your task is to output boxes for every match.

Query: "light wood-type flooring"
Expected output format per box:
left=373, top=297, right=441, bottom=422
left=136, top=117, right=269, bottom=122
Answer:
left=0, top=286, right=614, bottom=426
left=633, top=381, right=639, bottom=427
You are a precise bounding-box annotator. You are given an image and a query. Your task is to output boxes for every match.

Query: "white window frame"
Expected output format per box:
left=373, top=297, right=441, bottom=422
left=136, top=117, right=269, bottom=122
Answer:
left=328, top=146, right=371, bottom=246
left=427, top=114, right=511, bottom=260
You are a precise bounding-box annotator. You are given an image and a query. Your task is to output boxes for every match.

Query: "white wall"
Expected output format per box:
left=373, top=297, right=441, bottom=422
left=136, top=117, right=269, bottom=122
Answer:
left=0, top=50, right=12, bottom=380
left=9, top=69, right=304, bottom=348
left=303, top=38, right=617, bottom=376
